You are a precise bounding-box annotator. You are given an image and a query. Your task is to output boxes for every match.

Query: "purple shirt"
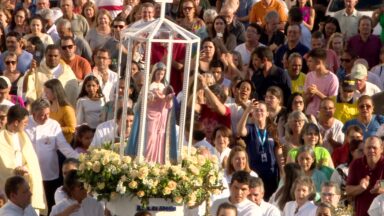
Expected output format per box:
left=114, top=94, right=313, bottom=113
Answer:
left=304, top=71, right=339, bottom=116
left=347, top=35, right=382, bottom=68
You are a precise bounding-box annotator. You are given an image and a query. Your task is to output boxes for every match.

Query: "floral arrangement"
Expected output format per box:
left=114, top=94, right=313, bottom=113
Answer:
left=78, top=146, right=224, bottom=208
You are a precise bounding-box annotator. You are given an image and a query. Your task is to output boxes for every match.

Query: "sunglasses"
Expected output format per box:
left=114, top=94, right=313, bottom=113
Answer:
left=183, top=6, right=193, bottom=11
left=113, top=25, right=125, bottom=29
left=5, top=60, right=16, bottom=65
left=359, top=104, right=372, bottom=109
left=61, top=45, right=74, bottom=50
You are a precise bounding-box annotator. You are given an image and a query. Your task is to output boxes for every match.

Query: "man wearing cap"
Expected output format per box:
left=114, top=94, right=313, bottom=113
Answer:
left=352, top=63, right=381, bottom=100
left=334, top=78, right=359, bottom=124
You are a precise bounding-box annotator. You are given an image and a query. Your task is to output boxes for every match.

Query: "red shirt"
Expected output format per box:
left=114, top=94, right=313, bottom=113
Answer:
left=332, top=142, right=350, bottom=167
left=199, top=104, right=231, bottom=143
left=151, top=42, right=186, bottom=94
left=347, top=156, right=384, bottom=216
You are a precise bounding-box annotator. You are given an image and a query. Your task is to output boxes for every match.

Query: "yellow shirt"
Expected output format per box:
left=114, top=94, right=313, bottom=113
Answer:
left=50, top=105, right=77, bottom=143
left=291, top=72, right=306, bottom=94
left=334, top=101, right=359, bottom=124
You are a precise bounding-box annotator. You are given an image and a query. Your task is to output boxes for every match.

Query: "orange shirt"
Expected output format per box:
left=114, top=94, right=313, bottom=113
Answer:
left=249, top=0, right=288, bottom=26
left=66, top=55, right=92, bottom=80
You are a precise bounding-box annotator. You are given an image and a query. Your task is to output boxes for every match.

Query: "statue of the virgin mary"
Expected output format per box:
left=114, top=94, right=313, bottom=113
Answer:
left=125, top=62, right=179, bottom=164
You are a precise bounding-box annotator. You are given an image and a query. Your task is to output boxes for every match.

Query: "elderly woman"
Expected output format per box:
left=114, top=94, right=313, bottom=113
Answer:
left=282, top=111, right=308, bottom=156
left=203, top=9, right=217, bottom=37
left=85, top=9, right=112, bottom=50
left=343, top=95, right=384, bottom=139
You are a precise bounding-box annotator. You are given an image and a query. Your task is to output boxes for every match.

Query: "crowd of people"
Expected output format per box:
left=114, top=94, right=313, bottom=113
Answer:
left=0, top=0, right=383, bottom=215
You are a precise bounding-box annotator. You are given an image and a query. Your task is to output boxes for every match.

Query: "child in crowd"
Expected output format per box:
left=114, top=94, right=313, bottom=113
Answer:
left=282, top=176, right=317, bottom=216
left=210, top=61, right=231, bottom=96
left=316, top=202, right=335, bottom=216
left=216, top=202, right=238, bottom=216
left=296, top=146, right=328, bottom=193
left=76, top=75, right=105, bottom=129
left=72, top=125, right=94, bottom=153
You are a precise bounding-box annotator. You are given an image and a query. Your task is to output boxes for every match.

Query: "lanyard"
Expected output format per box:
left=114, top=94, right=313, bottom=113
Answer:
left=255, top=125, right=267, bottom=150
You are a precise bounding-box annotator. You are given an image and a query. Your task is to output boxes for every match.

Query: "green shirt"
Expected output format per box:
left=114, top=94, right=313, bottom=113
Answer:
left=288, top=146, right=332, bottom=167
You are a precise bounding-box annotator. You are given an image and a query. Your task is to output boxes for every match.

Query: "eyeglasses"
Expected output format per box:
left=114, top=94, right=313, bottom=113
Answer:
left=321, top=192, right=336, bottom=197
left=340, top=58, right=352, bottom=63
left=359, top=104, right=372, bottom=109
left=5, top=60, right=16, bottom=65
left=183, top=6, right=193, bottom=11
left=113, top=25, right=125, bottom=29
left=61, top=45, right=74, bottom=50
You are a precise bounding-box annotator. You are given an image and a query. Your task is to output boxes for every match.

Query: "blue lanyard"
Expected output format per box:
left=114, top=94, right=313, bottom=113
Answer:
left=255, top=125, right=267, bottom=150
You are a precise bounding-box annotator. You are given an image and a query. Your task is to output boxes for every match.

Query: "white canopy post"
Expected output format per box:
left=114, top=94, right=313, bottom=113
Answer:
left=119, top=39, right=134, bottom=156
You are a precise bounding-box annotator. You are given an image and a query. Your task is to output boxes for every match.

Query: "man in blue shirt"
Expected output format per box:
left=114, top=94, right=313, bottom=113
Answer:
left=0, top=32, right=33, bottom=74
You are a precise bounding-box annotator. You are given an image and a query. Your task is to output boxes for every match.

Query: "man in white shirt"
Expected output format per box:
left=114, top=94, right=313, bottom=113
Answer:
left=318, top=98, right=345, bottom=153
left=334, top=0, right=362, bottom=39
left=91, top=49, right=118, bottom=102
left=211, top=171, right=262, bottom=216
left=91, top=107, right=134, bottom=148
left=248, top=177, right=281, bottom=216
left=352, top=64, right=381, bottom=99
left=50, top=170, right=104, bottom=216
left=54, top=158, right=79, bottom=204
left=130, top=2, right=155, bottom=28
left=0, top=176, right=37, bottom=216
left=234, top=23, right=265, bottom=66
left=25, top=98, right=79, bottom=213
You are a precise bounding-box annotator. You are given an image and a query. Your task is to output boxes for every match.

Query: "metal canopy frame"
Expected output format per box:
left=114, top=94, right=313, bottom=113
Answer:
left=116, top=0, right=201, bottom=163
